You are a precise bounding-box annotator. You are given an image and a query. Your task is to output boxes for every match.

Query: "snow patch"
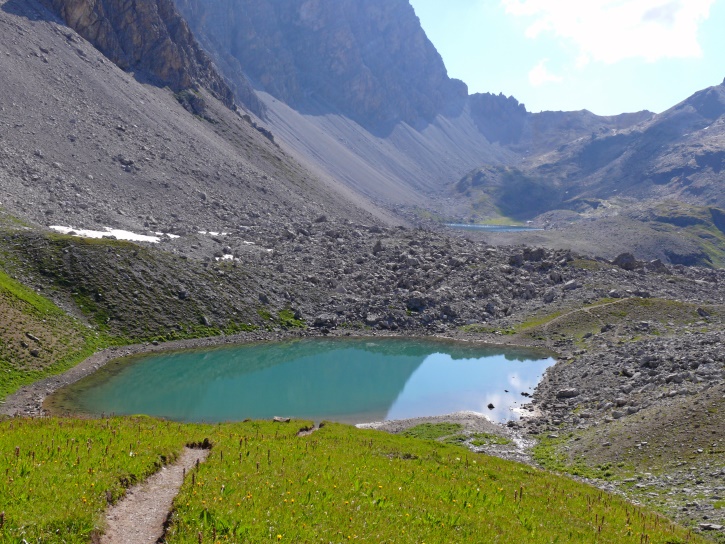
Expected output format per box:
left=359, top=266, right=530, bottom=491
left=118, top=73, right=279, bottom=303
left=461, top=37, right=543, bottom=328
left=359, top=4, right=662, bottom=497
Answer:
left=50, top=226, right=161, bottom=243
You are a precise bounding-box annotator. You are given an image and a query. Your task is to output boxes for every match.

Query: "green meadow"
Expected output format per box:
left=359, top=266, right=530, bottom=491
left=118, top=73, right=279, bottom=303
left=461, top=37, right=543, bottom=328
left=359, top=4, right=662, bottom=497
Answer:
left=0, top=417, right=705, bottom=543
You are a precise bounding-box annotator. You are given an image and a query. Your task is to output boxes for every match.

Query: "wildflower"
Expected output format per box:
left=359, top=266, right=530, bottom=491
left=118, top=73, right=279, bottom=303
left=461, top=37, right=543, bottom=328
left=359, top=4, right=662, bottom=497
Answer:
left=277, top=535, right=282, bottom=540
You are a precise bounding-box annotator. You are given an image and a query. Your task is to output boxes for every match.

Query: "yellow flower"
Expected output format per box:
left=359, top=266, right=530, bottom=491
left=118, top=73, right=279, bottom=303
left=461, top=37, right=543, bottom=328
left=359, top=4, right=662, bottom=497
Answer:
left=277, top=535, right=282, bottom=540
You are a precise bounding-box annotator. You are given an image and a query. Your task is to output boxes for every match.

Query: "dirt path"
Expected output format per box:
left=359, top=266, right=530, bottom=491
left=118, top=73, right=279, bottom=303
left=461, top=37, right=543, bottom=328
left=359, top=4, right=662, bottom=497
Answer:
left=101, top=447, right=209, bottom=544
left=541, top=298, right=627, bottom=349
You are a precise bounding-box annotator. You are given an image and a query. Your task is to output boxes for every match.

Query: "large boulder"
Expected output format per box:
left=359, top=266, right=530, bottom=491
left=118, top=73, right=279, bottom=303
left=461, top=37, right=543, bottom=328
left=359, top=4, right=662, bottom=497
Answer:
left=612, top=252, right=640, bottom=271
left=556, top=388, right=580, bottom=399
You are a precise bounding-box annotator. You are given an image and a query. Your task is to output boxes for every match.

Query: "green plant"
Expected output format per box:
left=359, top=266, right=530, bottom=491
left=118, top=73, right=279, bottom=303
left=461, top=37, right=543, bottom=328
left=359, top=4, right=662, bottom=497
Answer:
left=277, top=309, right=305, bottom=329
left=470, top=433, right=512, bottom=447
left=401, top=423, right=463, bottom=441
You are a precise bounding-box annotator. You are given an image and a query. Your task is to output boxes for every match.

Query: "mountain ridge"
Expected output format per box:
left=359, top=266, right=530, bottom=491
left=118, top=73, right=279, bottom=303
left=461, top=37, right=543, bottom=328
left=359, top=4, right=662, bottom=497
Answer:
left=175, top=0, right=652, bottom=219
left=2, top=0, right=723, bottom=265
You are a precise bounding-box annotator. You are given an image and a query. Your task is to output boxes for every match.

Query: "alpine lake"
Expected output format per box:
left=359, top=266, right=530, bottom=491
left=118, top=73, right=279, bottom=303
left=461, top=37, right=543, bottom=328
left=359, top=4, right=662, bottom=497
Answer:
left=445, top=223, right=543, bottom=233
left=46, top=338, right=554, bottom=424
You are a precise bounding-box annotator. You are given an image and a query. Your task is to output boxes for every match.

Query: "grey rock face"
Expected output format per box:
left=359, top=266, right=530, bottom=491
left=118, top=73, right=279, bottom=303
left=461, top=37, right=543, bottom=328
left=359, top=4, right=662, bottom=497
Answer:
left=46, top=0, right=237, bottom=108
left=174, top=0, right=467, bottom=132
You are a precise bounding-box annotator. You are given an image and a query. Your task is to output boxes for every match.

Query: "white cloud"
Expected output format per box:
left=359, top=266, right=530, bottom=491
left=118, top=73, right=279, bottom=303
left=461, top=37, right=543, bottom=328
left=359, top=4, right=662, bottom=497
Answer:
left=502, top=0, right=715, bottom=64
left=529, top=59, right=563, bottom=86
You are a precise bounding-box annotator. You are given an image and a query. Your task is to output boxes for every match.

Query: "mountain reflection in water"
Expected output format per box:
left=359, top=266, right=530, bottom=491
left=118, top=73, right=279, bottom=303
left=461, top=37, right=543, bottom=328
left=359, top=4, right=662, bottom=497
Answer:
left=48, top=338, right=554, bottom=424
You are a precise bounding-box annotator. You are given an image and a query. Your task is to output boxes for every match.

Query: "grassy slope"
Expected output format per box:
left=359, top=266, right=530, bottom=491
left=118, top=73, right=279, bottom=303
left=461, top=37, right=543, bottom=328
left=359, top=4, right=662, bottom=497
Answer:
left=533, top=384, right=725, bottom=541
left=533, top=384, right=725, bottom=477
left=0, top=268, right=105, bottom=399
left=0, top=418, right=705, bottom=544
left=519, top=296, right=717, bottom=343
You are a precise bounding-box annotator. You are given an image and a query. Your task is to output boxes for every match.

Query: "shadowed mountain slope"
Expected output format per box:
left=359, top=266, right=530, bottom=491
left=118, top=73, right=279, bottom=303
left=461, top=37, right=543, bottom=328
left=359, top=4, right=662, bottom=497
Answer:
left=456, top=82, right=725, bottom=266
left=0, top=0, right=392, bottom=235
left=38, top=0, right=238, bottom=108
left=175, top=0, right=467, bottom=133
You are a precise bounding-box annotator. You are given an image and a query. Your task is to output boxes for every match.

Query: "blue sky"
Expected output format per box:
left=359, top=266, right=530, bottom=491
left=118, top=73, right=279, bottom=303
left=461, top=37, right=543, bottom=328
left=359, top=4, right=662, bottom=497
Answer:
left=409, top=0, right=725, bottom=115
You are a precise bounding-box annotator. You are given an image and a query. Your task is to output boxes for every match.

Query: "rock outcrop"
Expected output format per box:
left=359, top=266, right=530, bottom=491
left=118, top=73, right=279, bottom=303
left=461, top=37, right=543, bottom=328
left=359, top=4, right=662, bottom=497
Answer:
left=44, top=0, right=239, bottom=109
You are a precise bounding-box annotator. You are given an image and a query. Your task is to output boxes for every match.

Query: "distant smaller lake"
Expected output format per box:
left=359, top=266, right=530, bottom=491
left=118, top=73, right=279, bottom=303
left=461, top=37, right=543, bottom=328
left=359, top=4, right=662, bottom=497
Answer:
left=445, top=223, right=543, bottom=233
left=47, top=339, right=554, bottom=424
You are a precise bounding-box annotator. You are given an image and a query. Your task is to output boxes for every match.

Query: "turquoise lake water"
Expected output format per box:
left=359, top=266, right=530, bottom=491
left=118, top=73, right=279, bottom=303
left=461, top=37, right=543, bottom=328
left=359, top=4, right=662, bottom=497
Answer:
left=48, top=338, right=554, bottom=424
left=445, top=223, right=543, bottom=232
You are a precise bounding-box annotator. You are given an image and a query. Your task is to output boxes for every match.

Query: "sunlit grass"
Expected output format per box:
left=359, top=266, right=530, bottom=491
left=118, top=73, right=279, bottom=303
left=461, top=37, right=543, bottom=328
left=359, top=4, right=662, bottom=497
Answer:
left=166, top=422, right=702, bottom=543
left=0, top=418, right=707, bottom=543
left=0, top=416, right=204, bottom=542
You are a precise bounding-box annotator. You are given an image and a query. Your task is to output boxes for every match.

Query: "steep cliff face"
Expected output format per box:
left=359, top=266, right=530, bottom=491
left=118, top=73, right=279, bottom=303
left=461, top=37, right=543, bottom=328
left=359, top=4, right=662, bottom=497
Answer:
left=176, top=0, right=466, bottom=131
left=172, top=0, right=657, bottom=219
left=44, top=0, right=243, bottom=109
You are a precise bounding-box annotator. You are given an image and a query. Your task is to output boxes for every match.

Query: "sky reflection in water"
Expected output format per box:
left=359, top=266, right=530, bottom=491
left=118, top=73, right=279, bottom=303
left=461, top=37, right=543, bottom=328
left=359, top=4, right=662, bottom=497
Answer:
left=49, top=339, right=554, bottom=424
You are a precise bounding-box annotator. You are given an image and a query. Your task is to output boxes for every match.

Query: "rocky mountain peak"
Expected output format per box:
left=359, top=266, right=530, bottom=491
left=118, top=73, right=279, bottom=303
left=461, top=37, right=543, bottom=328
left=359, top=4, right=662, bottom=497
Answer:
left=469, top=92, right=528, bottom=145
left=43, top=0, right=238, bottom=109
left=176, top=0, right=467, bottom=132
